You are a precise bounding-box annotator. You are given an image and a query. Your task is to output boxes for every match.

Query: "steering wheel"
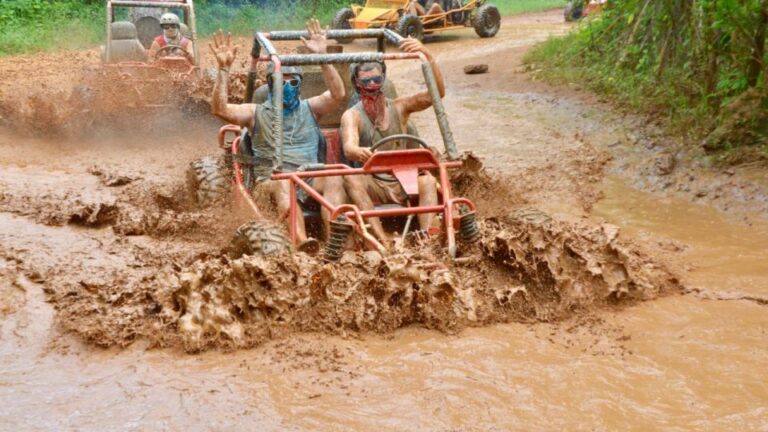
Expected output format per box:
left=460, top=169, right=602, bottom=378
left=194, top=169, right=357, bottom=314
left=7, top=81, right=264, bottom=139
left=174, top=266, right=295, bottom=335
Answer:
left=370, top=133, right=430, bottom=152
left=153, top=44, right=192, bottom=60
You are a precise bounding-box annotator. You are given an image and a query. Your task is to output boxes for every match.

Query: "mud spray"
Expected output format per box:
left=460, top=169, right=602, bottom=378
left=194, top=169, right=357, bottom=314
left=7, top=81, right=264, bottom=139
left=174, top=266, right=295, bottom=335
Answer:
left=0, top=154, right=676, bottom=353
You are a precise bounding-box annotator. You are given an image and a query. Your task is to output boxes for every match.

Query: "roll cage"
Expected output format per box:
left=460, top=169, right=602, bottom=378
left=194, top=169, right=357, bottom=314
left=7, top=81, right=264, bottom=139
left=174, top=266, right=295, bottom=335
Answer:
left=248, top=28, right=459, bottom=168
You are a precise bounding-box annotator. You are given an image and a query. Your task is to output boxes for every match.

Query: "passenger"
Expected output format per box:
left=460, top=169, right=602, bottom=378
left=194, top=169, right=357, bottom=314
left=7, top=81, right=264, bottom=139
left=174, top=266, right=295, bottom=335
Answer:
left=407, top=0, right=445, bottom=16
left=147, top=13, right=195, bottom=62
left=340, top=37, right=445, bottom=246
left=209, top=19, right=347, bottom=250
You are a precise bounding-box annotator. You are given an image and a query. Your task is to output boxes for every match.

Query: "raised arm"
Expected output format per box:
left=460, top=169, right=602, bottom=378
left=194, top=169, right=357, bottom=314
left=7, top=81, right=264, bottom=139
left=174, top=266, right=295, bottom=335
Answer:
left=303, top=18, right=345, bottom=120
left=209, top=30, right=255, bottom=128
left=341, top=109, right=373, bottom=163
left=395, top=38, right=445, bottom=116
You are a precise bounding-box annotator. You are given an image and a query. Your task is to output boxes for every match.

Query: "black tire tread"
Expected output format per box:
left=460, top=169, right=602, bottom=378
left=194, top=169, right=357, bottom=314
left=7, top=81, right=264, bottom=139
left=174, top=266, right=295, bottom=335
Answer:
left=473, top=4, right=500, bottom=38
left=396, top=14, right=424, bottom=41
left=187, top=155, right=230, bottom=207
left=331, top=8, right=356, bottom=44
left=230, top=221, right=293, bottom=258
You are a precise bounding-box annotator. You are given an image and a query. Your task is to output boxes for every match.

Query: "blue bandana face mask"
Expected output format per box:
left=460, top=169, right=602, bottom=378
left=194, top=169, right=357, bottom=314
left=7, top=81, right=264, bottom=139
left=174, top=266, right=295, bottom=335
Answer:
left=282, top=76, right=301, bottom=114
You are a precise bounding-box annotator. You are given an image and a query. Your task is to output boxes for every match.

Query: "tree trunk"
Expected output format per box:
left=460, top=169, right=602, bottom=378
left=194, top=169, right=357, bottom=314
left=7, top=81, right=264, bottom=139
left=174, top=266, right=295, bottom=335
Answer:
left=703, top=2, right=720, bottom=107
left=746, top=0, right=768, bottom=87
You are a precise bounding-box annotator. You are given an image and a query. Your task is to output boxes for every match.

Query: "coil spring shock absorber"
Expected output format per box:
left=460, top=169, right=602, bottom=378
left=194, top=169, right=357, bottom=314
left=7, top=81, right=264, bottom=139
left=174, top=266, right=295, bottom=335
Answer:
left=459, top=209, right=480, bottom=242
left=324, top=217, right=353, bottom=261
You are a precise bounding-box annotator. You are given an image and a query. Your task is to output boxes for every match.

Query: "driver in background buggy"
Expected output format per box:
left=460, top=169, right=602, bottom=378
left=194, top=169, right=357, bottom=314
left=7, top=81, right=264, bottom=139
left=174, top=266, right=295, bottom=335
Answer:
left=147, top=13, right=195, bottom=63
left=340, top=37, right=445, bottom=247
left=209, top=19, right=347, bottom=251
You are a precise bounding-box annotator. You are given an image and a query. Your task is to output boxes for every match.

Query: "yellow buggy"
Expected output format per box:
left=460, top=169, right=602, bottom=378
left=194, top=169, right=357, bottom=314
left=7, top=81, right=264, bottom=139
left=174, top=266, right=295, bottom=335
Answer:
left=331, top=0, right=501, bottom=42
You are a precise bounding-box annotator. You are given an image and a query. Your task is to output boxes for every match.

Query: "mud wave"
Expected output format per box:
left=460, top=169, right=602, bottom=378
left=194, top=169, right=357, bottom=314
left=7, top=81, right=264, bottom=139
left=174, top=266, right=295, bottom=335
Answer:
left=50, top=209, right=681, bottom=352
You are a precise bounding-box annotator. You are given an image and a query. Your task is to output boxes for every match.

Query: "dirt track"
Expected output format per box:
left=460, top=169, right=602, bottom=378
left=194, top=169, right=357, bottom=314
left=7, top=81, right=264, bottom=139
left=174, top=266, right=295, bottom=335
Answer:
left=1, top=10, right=767, bottom=431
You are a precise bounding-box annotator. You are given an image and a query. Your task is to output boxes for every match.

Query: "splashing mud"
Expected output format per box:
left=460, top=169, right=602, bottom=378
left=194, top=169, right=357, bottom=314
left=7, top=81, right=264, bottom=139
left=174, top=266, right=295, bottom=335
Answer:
left=48, top=203, right=680, bottom=352
left=0, top=67, right=248, bottom=139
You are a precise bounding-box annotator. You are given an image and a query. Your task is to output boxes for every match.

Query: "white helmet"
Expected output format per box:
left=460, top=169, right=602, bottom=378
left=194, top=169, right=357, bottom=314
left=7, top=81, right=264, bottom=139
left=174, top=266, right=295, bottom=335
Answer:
left=160, top=13, right=180, bottom=27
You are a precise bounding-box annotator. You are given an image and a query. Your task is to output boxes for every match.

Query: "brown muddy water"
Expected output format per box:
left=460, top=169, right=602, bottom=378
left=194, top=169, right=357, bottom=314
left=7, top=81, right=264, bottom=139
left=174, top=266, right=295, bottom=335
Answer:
left=2, top=9, right=767, bottom=431
left=2, top=187, right=765, bottom=430
left=1, top=161, right=765, bottom=431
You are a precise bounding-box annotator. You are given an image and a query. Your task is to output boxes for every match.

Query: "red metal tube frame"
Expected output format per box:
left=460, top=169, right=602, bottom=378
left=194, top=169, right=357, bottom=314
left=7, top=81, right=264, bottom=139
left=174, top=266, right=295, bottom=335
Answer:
left=271, top=156, right=474, bottom=258
left=231, top=137, right=264, bottom=219
left=218, top=124, right=241, bottom=149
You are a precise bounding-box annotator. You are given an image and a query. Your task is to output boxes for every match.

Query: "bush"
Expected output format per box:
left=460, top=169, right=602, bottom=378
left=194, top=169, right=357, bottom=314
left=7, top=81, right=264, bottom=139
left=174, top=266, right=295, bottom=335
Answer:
left=527, top=0, right=768, bottom=156
left=0, top=0, right=103, bottom=55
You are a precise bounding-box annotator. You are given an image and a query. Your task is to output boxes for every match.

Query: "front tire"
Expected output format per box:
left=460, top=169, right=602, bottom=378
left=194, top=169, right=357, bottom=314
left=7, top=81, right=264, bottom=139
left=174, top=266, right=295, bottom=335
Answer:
left=397, top=14, right=424, bottom=41
left=473, top=4, right=500, bottom=38
left=230, top=221, right=293, bottom=258
left=187, top=155, right=231, bottom=207
left=331, top=8, right=356, bottom=44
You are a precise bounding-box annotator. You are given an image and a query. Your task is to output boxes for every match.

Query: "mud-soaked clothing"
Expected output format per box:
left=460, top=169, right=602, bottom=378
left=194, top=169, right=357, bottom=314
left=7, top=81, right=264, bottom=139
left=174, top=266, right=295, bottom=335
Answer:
left=250, top=99, right=323, bottom=179
left=247, top=99, right=324, bottom=206
left=352, top=99, right=409, bottom=205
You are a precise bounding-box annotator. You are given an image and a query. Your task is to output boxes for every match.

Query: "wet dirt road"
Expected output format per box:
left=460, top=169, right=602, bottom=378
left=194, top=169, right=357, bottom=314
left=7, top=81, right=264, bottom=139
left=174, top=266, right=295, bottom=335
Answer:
left=2, top=10, right=767, bottom=431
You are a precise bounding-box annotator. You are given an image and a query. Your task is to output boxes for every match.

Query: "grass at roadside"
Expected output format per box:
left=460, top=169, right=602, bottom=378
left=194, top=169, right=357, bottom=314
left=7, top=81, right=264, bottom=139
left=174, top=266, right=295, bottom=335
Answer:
left=0, top=0, right=566, bottom=57
left=492, top=0, right=565, bottom=15
left=0, top=1, right=103, bottom=56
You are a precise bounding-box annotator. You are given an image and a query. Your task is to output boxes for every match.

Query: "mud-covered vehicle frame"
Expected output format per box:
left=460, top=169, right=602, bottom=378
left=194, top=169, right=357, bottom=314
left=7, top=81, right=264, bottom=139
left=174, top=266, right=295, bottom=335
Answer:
left=331, top=0, right=501, bottom=42
left=199, top=28, right=480, bottom=260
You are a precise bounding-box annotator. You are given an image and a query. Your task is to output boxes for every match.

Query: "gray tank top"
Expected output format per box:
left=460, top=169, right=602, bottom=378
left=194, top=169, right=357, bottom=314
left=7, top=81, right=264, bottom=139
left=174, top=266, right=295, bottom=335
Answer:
left=353, top=99, right=405, bottom=151
left=353, top=99, right=411, bottom=182
left=251, top=99, right=321, bottom=176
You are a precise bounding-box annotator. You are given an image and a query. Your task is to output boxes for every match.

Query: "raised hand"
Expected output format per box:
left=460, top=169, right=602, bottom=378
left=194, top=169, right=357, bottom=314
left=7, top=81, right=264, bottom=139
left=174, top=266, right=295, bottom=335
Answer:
left=208, top=29, right=239, bottom=71
left=400, top=37, right=431, bottom=60
left=300, top=17, right=329, bottom=54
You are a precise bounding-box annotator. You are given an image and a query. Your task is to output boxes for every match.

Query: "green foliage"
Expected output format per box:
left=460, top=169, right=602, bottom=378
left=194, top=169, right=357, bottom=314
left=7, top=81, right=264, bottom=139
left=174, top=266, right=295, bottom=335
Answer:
left=492, top=0, right=566, bottom=15
left=0, top=0, right=566, bottom=56
left=527, top=0, right=768, bottom=156
left=0, top=0, right=103, bottom=55
left=195, top=0, right=349, bottom=35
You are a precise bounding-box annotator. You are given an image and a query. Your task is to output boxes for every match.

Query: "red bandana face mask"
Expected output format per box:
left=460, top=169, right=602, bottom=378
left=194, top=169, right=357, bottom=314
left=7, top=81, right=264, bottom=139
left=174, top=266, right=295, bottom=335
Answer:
left=356, top=79, right=386, bottom=126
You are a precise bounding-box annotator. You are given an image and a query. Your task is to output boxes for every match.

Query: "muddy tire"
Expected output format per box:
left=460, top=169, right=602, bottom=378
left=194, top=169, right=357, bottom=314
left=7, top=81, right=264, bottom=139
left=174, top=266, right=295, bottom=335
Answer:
left=448, top=0, right=468, bottom=24
left=397, top=14, right=424, bottom=41
left=187, top=155, right=231, bottom=207
left=564, top=2, right=583, bottom=22
left=230, top=221, right=293, bottom=258
left=473, top=4, right=500, bottom=38
left=332, top=8, right=356, bottom=44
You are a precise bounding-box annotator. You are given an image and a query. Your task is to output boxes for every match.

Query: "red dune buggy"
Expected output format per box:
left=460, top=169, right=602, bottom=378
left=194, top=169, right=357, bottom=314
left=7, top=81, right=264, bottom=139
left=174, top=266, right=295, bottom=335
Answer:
left=189, top=28, right=480, bottom=261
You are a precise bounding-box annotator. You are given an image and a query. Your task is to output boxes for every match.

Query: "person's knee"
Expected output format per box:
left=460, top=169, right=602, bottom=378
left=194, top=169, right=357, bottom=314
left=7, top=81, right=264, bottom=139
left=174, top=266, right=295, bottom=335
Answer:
left=324, top=176, right=344, bottom=191
left=269, top=180, right=292, bottom=211
left=343, top=175, right=367, bottom=195
left=322, top=177, right=347, bottom=205
left=418, top=173, right=437, bottom=190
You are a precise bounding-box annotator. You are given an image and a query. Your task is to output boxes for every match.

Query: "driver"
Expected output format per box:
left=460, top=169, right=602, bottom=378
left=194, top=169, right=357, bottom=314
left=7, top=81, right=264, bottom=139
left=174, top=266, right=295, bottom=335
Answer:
left=147, top=13, right=194, bottom=62
left=340, top=37, right=445, bottom=245
left=209, top=19, right=346, bottom=251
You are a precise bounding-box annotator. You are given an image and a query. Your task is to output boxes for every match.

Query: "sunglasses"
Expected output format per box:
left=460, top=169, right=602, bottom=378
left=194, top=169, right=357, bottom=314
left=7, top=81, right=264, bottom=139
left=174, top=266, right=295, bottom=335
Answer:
left=359, top=76, right=383, bottom=86
left=284, top=77, right=301, bottom=87
left=161, top=24, right=179, bottom=30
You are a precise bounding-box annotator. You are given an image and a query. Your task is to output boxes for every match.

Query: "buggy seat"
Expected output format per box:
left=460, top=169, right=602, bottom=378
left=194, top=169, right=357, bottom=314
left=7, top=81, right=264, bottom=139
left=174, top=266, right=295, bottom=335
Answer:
left=104, top=22, right=147, bottom=63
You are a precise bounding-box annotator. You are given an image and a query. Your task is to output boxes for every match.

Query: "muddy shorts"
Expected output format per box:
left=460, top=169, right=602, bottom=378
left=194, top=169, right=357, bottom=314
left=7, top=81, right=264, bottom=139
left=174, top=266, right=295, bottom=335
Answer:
left=367, top=175, right=408, bottom=206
